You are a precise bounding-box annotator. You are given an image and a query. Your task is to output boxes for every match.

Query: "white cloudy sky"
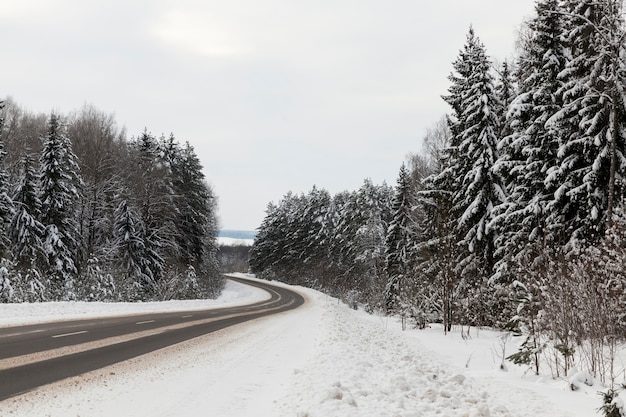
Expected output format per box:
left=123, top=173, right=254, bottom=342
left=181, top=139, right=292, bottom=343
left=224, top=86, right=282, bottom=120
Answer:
left=1, top=0, right=535, bottom=230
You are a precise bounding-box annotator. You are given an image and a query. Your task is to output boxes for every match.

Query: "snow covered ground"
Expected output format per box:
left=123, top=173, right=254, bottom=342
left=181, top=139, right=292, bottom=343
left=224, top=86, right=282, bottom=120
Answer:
left=0, top=274, right=608, bottom=416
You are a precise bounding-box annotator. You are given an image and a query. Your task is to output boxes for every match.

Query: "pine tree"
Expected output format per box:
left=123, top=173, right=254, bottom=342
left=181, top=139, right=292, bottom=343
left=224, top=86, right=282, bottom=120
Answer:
left=79, top=257, right=116, bottom=301
left=438, top=28, right=487, bottom=265
left=250, top=202, right=281, bottom=277
left=443, top=27, right=483, bottom=145
left=39, top=114, right=83, bottom=299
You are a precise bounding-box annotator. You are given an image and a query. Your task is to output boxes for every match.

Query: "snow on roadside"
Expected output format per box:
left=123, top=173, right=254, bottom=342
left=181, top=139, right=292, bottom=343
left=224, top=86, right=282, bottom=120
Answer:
left=278, top=300, right=509, bottom=417
left=0, top=276, right=269, bottom=327
left=277, top=298, right=598, bottom=417
left=402, top=324, right=602, bottom=417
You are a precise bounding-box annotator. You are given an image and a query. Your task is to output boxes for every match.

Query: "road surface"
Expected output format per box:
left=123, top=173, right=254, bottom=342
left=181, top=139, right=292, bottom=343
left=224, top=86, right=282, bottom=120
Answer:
left=0, top=277, right=304, bottom=401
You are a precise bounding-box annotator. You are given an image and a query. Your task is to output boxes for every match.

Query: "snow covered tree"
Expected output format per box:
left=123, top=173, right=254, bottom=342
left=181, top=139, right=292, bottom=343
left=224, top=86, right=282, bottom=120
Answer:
left=79, top=257, right=116, bottom=301
left=435, top=27, right=507, bottom=326
left=299, top=186, right=333, bottom=286
left=39, top=114, right=83, bottom=299
left=251, top=191, right=309, bottom=284
left=494, top=60, right=516, bottom=141
left=67, top=106, right=123, bottom=261
left=328, top=180, right=392, bottom=303
left=0, top=99, right=227, bottom=302
left=113, top=198, right=145, bottom=300
left=125, top=131, right=176, bottom=296
left=491, top=0, right=568, bottom=282
left=548, top=0, right=626, bottom=246
left=412, top=117, right=456, bottom=330
left=453, top=32, right=505, bottom=280
left=0, top=100, right=14, bottom=258
left=251, top=181, right=393, bottom=307
left=437, top=28, right=488, bottom=272
left=172, top=141, right=218, bottom=267
left=253, top=187, right=334, bottom=288
left=167, top=139, right=221, bottom=294
left=250, top=201, right=281, bottom=276
left=416, top=27, right=488, bottom=330
left=10, top=154, right=45, bottom=270
left=384, top=164, right=416, bottom=313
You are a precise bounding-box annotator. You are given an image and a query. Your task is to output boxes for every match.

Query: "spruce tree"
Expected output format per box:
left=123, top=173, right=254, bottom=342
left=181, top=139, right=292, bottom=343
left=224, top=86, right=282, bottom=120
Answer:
left=494, top=61, right=516, bottom=141
left=492, top=0, right=568, bottom=279
left=39, top=114, right=83, bottom=299
left=0, top=101, right=14, bottom=258
left=169, top=140, right=220, bottom=293
left=454, top=32, right=506, bottom=325
left=550, top=0, right=626, bottom=245
left=431, top=27, right=506, bottom=326
left=416, top=28, right=490, bottom=331
left=10, top=154, right=45, bottom=270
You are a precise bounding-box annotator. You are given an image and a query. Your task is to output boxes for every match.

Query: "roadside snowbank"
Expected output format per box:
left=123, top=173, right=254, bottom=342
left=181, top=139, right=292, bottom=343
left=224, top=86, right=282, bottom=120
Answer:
left=278, top=300, right=598, bottom=417
left=0, top=276, right=606, bottom=416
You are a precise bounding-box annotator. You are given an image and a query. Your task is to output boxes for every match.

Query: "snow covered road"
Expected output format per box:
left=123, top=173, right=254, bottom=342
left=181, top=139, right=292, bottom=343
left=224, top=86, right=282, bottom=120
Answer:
left=0, top=275, right=602, bottom=416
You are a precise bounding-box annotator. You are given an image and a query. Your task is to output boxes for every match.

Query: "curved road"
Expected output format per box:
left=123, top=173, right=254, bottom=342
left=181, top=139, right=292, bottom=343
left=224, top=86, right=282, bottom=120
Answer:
left=0, top=277, right=304, bottom=401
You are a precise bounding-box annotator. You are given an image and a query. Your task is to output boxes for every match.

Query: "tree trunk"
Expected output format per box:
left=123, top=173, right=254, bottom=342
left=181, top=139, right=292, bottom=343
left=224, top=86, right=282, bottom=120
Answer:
left=607, top=90, right=618, bottom=229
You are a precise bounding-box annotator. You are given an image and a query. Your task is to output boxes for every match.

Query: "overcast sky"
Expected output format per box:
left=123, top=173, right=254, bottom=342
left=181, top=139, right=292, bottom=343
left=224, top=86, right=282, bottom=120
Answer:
left=1, top=0, right=535, bottom=230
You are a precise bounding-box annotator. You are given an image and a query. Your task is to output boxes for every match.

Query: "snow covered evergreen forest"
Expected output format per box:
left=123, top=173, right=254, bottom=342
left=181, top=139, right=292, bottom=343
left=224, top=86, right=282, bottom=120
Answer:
left=252, top=0, right=626, bottom=393
left=0, top=99, right=221, bottom=303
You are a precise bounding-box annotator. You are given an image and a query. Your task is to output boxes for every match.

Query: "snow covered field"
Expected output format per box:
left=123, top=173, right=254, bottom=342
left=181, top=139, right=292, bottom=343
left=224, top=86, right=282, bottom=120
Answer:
left=216, top=236, right=254, bottom=247
left=0, top=274, right=606, bottom=416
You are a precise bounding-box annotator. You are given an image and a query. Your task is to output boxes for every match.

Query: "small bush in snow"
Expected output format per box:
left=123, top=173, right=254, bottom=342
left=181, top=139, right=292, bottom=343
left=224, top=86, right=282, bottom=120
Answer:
left=599, top=389, right=625, bottom=417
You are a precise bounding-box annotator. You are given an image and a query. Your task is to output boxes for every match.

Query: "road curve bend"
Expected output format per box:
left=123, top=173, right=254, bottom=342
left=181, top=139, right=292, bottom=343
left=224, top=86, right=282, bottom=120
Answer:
left=0, top=276, right=304, bottom=401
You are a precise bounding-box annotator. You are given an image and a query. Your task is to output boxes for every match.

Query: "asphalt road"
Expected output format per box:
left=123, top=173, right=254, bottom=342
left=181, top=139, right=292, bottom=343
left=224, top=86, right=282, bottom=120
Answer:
left=0, top=277, right=304, bottom=401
